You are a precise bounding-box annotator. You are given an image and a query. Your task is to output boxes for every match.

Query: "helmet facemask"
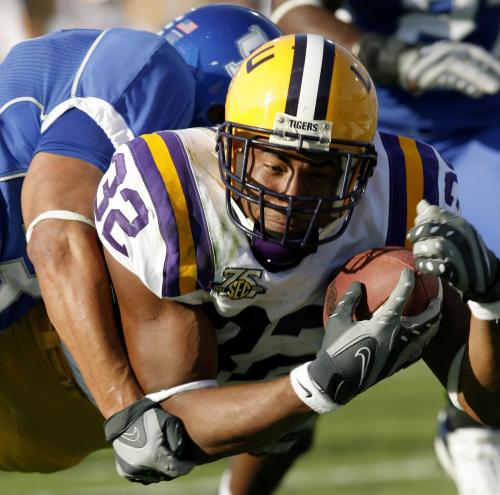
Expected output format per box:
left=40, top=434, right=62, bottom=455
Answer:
left=216, top=120, right=377, bottom=249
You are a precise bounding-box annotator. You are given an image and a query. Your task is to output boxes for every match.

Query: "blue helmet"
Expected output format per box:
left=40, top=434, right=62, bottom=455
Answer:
left=160, top=4, right=282, bottom=126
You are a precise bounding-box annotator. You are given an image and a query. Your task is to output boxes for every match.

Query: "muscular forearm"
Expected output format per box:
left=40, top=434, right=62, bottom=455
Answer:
left=162, top=376, right=313, bottom=462
left=28, top=222, right=142, bottom=418
left=23, top=153, right=143, bottom=419
left=272, top=1, right=361, bottom=49
left=460, top=316, right=500, bottom=425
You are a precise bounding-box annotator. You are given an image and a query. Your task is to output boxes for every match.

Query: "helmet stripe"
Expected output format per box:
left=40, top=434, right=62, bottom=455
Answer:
left=298, top=35, right=325, bottom=119
left=285, top=34, right=307, bottom=116
left=314, top=39, right=335, bottom=120
left=286, top=34, right=334, bottom=120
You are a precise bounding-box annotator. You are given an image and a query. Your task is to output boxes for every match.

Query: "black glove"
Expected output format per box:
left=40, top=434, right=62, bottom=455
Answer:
left=104, top=398, right=195, bottom=484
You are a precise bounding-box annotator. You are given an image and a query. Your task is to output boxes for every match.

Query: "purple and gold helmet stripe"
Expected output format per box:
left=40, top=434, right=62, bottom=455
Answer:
left=285, top=34, right=335, bottom=120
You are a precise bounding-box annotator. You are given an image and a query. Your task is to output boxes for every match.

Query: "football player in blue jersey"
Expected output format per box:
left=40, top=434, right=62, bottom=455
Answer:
left=93, top=33, right=500, bottom=495
left=269, top=1, right=500, bottom=492
left=0, top=3, right=281, bottom=481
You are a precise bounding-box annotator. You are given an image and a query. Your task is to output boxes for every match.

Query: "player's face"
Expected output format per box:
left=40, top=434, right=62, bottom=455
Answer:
left=239, top=145, right=344, bottom=237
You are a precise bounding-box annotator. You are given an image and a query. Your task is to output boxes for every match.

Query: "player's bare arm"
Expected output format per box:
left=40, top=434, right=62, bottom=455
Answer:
left=271, top=0, right=361, bottom=48
left=409, top=200, right=500, bottom=425
left=104, top=249, right=313, bottom=461
left=22, top=153, right=143, bottom=418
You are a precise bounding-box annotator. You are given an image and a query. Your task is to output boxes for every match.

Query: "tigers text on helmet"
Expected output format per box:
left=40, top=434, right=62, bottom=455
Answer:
left=160, top=4, right=282, bottom=126
left=216, top=34, right=378, bottom=251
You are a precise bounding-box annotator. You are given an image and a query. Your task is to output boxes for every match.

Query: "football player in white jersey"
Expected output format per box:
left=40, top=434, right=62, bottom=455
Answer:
left=95, top=34, right=500, bottom=493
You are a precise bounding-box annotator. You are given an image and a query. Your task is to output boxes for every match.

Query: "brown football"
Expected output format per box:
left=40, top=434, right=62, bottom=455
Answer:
left=323, top=247, right=440, bottom=327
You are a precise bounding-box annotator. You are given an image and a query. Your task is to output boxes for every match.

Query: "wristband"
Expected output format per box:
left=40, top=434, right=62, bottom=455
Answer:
left=468, top=299, right=500, bottom=321
left=356, top=32, right=413, bottom=87
left=145, top=379, right=218, bottom=402
left=290, top=362, right=340, bottom=414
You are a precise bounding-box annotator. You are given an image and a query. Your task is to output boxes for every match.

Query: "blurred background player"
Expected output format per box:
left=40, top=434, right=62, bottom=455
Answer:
left=269, top=1, right=500, bottom=494
left=0, top=0, right=273, bottom=61
left=0, top=3, right=281, bottom=479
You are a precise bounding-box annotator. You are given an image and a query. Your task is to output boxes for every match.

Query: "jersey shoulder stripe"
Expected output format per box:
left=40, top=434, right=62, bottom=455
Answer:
left=380, top=132, right=440, bottom=247
left=127, top=131, right=213, bottom=296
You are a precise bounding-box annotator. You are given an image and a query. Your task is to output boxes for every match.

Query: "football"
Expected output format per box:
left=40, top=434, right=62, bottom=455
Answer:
left=323, top=247, right=440, bottom=327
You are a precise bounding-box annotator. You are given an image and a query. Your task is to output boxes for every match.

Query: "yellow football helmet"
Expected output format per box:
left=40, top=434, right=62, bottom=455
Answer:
left=216, top=33, right=378, bottom=252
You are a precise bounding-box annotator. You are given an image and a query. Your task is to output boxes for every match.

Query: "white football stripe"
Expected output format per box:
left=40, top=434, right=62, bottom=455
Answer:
left=297, top=34, right=324, bottom=120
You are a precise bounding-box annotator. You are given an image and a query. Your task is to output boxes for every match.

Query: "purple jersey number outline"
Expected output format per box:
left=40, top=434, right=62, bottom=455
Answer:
left=95, top=153, right=149, bottom=256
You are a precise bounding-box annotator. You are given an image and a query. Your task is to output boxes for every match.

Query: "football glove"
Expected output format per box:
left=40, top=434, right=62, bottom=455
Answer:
left=291, top=270, right=441, bottom=413
left=356, top=33, right=500, bottom=97
left=104, top=398, right=195, bottom=484
left=407, top=199, right=500, bottom=318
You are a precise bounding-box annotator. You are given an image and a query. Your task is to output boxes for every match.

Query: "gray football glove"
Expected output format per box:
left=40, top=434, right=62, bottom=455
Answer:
left=357, top=33, right=500, bottom=97
left=308, top=269, right=441, bottom=405
left=399, top=41, right=500, bottom=97
left=104, top=398, right=195, bottom=484
left=407, top=199, right=500, bottom=303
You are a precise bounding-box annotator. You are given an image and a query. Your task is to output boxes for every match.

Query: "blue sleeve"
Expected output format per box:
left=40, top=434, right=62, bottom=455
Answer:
left=35, top=108, right=115, bottom=173
left=76, top=29, right=196, bottom=136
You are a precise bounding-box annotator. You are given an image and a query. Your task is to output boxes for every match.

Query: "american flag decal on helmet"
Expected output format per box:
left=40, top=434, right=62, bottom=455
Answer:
left=285, top=34, right=336, bottom=121
left=177, top=20, right=198, bottom=34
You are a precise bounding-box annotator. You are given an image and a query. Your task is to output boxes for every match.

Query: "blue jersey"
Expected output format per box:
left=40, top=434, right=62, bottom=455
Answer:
left=0, top=28, right=196, bottom=331
left=346, top=0, right=500, bottom=134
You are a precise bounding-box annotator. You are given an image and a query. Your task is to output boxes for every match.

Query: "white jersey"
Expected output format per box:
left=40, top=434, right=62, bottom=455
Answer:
left=95, top=127, right=458, bottom=383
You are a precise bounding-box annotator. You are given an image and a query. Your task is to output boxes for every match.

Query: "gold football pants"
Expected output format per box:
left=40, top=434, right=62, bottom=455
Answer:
left=0, top=303, right=107, bottom=472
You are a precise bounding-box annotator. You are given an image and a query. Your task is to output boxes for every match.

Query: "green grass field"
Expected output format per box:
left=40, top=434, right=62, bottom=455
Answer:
left=0, top=362, right=457, bottom=495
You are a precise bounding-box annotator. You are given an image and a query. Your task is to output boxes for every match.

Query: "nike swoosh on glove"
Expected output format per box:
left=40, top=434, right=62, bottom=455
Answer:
left=104, top=398, right=195, bottom=484
left=291, top=270, right=442, bottom=413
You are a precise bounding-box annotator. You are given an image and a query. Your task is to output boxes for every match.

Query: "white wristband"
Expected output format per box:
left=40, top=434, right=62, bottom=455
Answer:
left=290, top=362, right=341, bottom=414
left=447, top=345, right=466, bottom=412
left=26, top=209, right=95, bottom=242
left=145, top=379, right=218, bottom=403
left=468, top=299, right=500, bottom=321
left=270, top=0, right=322, bottom=24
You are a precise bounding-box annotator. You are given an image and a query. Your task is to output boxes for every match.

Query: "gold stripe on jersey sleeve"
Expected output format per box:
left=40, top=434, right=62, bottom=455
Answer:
left=398, top=136, right=424, bottom=249
left=142, top=133, right=197, bottom=294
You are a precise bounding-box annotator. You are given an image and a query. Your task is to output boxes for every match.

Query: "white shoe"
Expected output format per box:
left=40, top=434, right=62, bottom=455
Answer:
left=434, top=409, right=500, bottom=495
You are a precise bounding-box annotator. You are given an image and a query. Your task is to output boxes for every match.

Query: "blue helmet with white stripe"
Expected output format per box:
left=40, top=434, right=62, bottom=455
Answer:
left=160, top=4, right=282, bottom=126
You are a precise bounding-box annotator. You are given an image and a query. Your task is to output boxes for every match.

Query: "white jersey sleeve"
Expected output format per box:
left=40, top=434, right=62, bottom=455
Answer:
left=94, top=129, right=215, bottom=299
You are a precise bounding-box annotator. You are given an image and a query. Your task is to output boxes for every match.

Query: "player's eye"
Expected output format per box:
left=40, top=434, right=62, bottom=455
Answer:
left=264, top=162, right=285, bottom=173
